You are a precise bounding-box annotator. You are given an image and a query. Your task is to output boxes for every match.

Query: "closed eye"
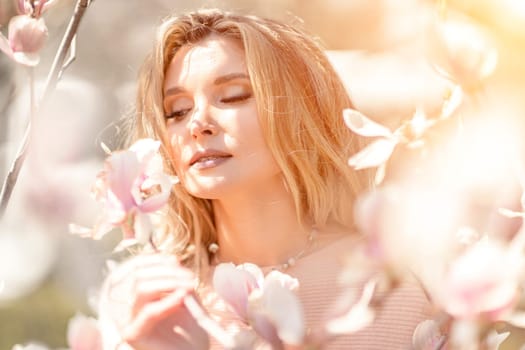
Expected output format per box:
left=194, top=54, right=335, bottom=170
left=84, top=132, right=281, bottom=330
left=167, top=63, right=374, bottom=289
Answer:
left=165, top=108, right=191, bottom=121
left=220, top=93, right=252, bottom=104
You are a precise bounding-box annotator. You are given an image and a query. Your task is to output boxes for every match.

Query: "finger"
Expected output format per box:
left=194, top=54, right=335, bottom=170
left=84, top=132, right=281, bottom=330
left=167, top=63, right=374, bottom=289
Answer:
left=131, top=279, right=195, bottom=318
left=122, top=288, right=189, bottom=342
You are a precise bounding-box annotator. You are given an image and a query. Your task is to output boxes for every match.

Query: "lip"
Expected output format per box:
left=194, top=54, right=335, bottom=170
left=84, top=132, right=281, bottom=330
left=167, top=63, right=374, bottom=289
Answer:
left=189, top=149, right=233, bottom=167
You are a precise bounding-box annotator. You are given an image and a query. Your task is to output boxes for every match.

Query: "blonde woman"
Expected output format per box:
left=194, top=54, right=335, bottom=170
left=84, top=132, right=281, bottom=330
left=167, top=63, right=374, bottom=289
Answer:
left=98, top=9, right=430, bottom=350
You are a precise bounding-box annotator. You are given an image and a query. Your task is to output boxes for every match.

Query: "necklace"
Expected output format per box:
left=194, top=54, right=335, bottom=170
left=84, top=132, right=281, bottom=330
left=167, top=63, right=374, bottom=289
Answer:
left=208, top=227, right=318, bottom=271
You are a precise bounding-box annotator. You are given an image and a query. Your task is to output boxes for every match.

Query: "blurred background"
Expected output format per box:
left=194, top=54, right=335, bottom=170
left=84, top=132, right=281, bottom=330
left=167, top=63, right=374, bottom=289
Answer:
left=0, top=0, right=524, bottom=348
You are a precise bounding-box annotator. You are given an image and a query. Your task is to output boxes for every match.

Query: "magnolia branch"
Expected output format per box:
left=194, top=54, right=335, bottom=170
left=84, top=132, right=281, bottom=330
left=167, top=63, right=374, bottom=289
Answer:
left=0, top=0, right=92, bottom=219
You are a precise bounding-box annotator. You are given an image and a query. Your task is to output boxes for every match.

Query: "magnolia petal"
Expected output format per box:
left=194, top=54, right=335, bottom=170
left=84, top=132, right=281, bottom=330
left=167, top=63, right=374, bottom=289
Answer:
left=247, top=296, right=283, bottom=350
left=91, top=216, right=115, bottom=240
left=442, top=242, right=521, bottom=320
left=238, top=263, right=265, bottom=287
left=34, top=0, right=54, bottom=17
left=343, top=108, right=393, bottom=138
left=325, top=278, right=376, bottom=335
left=249, top=282, right=305, bottom=346
left=17, top=0, right=28, bottom=14
left=263, top=282, right=305, bottom=345
left=107, top=151, right=141, bottom=213
left=68, top=223, right=93, bottom=237
left=348, top=138, right=397, bottom=170
left=113, top=238, right=139, bottom=253
left=105, top=189, right=128, bottom=224
left=9, top=15, right=48, bottom=55
left=138, top=173, right=172, bottom=213
left=213, top=263, right=260, bottom=320
left=70, top=213, right=114, bottom=240
left=13, top=51, right=40, bottom=66
left=486, top=330, right=510, bottom=350
left=264, top=270, right=299, bottom=291
left=129, top=138, right=161, bottom=168
left=144, top=153, right=165, bottom=177
left=441, top=85, right=464, bottom=120
left=133, top=212, right=153, bottom=244
left=66, top=313, right=102, bottom=350
left=478, top=48, right=499, bottom=82
left=412, top=319, right=446, bottom=350
left=374, top=162, right=386, bottom=185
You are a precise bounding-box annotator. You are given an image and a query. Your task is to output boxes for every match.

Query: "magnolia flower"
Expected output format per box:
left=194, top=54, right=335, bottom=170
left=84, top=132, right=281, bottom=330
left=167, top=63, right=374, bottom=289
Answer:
left=67, top=313, right=102, bottom=350
left=0, top=0, right=57, bottom=66
left=0, top=15, right=48, bottom=66
left=344, top=89, right=462, bottom=184
left=213, top=263, right=304, bottom=348
left=439, top=241, right=522, bottom=321
left=427, top=14, right=498, bottom=91
left=70, top=139, right=176, bottom=249
left=353, top=185, right=460, bottom=278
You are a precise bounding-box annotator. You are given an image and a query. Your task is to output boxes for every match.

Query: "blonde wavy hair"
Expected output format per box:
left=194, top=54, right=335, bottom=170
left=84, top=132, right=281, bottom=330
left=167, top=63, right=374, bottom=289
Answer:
left=130, top=8, right=370, bottom=270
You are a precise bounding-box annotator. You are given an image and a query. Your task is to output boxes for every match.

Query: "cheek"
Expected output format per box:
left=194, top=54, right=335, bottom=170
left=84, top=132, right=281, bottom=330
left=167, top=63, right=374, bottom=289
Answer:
left=168, top=129, right=185, bottom=170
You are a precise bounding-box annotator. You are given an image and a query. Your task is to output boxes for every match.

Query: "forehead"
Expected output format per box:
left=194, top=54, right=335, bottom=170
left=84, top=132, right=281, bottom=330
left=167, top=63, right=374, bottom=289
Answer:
left=164, top=35, right=247, bottom=90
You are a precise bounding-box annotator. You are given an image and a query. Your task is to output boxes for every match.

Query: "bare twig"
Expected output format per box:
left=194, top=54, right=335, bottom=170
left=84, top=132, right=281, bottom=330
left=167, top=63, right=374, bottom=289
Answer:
left=58, top=35, right=77, bottom=80
left=0, top=0, right=92, bottom=219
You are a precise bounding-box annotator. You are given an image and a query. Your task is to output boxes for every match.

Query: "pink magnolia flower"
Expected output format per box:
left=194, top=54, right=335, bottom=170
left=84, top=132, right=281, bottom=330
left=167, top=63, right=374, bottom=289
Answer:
left=344, top=91, right=462, bottom=184
left=67, top=313, right=102, bottom=350
left=212, top=262, right=263, bottom=320
left=439, top=241, right=522, bottom=321
left=213, top=263, right=304, bottom=348
left=353, top=185, right=460, bottom=277
left=71, top=139, right=176, bottom=249
left=343, top=108, right=398, bottom=171
left=427, top=14, right=498, bottom=91
left=0, top=1, right=57, bottom=66
left=0, top=15, right=48, bottom=66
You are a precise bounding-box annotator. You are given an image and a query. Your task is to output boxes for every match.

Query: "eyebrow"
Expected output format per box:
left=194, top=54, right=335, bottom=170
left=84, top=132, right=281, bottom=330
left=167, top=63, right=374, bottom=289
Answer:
left=164, top=72, right=250, bottom=97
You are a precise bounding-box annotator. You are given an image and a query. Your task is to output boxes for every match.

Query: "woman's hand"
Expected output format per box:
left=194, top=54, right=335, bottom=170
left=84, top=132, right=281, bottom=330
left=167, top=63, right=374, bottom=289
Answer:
left=98, top=254, right=209, bottom=350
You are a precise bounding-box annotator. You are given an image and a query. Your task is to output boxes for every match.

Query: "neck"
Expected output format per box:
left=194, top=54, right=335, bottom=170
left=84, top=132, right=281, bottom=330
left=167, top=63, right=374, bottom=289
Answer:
left=211, top=179, right=311, bottom=267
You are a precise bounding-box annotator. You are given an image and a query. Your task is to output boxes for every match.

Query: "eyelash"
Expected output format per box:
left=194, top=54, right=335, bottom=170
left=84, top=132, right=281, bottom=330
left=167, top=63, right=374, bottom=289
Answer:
left=220, top=93, right=252, bottom=104
left=165, top=109, right=190, bottom=121
left=165, top=93, right=252, bottom=122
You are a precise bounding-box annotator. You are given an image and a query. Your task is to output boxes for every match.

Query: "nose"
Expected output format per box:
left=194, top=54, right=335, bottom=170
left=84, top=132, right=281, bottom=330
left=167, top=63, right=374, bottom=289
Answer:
left=189, top=103, right=218, bottom=139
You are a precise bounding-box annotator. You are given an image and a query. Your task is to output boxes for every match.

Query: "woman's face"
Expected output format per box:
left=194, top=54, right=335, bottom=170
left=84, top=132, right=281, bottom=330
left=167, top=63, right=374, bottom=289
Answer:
left=163, top=35, right=281, bottom=199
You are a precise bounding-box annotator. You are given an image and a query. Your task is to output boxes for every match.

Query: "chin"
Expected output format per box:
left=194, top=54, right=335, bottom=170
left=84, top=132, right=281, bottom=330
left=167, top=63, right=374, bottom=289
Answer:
left=183, top=177, right=234, bottom=200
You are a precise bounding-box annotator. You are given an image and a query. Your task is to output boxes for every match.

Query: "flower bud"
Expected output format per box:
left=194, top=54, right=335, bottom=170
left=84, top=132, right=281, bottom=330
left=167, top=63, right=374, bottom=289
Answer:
left=0, top=15, right=48, bottom=66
